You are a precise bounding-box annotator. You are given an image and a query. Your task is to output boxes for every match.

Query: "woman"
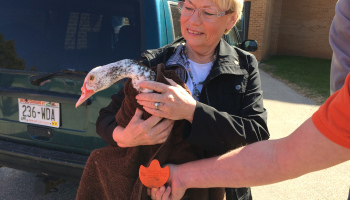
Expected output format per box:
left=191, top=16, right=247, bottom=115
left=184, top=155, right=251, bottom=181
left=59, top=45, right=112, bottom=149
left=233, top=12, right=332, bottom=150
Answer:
left=79, top=0, right=269, bottom=199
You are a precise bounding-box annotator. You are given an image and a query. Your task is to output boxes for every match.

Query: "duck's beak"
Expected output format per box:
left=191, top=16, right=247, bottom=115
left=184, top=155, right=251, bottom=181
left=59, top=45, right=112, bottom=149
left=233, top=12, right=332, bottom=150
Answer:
left=75, top=82, right=95, bottom=108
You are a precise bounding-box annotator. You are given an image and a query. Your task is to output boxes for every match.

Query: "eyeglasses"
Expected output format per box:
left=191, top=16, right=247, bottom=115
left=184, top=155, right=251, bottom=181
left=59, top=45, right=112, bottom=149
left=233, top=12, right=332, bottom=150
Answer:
left=178, top=1, right=233, bottom=22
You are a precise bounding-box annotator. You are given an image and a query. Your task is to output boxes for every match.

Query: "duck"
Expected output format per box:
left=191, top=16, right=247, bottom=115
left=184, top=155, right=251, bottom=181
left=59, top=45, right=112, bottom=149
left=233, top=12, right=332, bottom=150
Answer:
left=75, top=59, right=156, bottom=108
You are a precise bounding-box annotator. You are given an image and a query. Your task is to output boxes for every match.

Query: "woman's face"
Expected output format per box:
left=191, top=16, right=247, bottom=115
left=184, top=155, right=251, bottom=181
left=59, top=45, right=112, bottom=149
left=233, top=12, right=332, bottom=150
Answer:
left=180, top=0, right=237, bottom=52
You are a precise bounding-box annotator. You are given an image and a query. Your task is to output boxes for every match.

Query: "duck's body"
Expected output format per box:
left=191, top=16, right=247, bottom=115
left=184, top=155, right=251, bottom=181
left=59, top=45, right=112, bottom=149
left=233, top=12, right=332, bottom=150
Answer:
left=76, top=59, right=156, bottom=108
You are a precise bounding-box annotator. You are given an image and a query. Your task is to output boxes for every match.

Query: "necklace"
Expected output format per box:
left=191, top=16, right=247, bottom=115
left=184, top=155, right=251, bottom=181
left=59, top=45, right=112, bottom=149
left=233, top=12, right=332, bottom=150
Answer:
left=182, top=44, right=216, bottom=100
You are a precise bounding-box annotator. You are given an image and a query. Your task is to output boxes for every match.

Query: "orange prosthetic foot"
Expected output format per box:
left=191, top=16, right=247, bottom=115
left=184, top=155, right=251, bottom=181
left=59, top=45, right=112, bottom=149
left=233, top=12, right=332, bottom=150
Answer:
left=139, top=159, right=170, bottom=188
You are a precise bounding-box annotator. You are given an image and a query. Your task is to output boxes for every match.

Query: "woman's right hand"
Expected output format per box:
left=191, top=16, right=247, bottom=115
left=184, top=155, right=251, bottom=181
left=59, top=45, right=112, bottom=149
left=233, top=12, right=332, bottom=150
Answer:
left=112, top=108, right=174, bottom=147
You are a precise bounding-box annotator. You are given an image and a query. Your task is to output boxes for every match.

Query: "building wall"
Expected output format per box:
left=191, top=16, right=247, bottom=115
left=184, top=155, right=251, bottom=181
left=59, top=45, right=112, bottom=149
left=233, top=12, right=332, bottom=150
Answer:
left=277, top=0, right=336, bottom=59
left=245, top=0, right=337, bottom=61
left=246, top=0, right=267, bottom=61
left=261, top=0, right=282, bottom=60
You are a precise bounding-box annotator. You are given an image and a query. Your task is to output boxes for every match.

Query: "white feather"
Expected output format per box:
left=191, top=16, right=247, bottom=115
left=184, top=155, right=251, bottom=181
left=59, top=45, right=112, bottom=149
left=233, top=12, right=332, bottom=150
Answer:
left=84, top=59, right=156, bottom=93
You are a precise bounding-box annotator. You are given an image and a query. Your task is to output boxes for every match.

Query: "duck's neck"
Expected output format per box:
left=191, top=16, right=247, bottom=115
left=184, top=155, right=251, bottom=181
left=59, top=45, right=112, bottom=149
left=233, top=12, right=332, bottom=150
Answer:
left=108, top=59, right=156, bottom=93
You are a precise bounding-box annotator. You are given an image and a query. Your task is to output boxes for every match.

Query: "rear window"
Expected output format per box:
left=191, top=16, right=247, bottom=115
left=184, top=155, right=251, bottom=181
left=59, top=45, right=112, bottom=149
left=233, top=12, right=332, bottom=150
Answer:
left=0, top=0, right=142, bottom=73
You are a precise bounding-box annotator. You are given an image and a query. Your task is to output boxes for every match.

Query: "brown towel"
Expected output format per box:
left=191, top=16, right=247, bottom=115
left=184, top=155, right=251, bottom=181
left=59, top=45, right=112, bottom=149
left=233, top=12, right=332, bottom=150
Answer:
left=76, top=64, right=225, bottom=200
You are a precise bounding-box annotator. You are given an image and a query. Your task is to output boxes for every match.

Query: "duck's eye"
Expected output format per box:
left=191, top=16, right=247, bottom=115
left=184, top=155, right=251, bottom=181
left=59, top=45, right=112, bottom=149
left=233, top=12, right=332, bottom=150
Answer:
left=89, top=75, right=95, bottom=81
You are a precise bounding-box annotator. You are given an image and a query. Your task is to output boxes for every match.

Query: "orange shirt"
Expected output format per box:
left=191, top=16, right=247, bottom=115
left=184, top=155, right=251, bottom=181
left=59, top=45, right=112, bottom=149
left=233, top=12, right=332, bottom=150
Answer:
left=312, top=73, right=350, bottom=149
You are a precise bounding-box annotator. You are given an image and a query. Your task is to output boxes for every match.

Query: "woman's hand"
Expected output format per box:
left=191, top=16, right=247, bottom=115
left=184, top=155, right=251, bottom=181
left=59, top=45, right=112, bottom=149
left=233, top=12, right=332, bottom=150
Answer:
left=136, top=78, right=196, bottom=123
left=148, top=164, right=187, bottom=200
left=148, top=186, right=171, bottom=200
left=113, top=108, right=174, bottom=147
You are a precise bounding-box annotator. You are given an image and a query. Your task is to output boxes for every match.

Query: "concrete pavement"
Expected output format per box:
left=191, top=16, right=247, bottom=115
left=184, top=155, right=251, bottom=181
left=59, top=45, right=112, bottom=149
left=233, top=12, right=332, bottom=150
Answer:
left=251, top=70, right=350, bottom=200
left=0, top=166, right=79, bottom=200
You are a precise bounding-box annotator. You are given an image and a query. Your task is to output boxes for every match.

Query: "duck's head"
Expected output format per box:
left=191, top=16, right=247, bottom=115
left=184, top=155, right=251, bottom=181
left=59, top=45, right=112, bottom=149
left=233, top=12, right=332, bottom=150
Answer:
left=75, top=59, right=156, bottom=108
left=75, top=66, right=114, bottom=108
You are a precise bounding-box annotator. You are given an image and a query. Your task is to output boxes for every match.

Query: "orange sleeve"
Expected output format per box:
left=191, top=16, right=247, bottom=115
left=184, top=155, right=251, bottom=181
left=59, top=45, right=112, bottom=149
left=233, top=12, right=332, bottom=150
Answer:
left=312, top=73, right=350, bottom=149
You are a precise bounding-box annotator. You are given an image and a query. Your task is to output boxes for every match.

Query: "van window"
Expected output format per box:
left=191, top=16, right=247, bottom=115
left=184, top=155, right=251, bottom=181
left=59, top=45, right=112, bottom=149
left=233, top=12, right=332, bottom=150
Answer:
left=0, top=0, right=141, bottom=72
left=225, top=29, right=239, bottom=47
left=169, top=1, right=182, bottom=40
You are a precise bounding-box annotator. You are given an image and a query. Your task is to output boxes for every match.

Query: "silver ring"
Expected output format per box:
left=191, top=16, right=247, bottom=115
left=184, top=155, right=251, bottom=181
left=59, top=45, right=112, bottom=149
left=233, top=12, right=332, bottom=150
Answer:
left=155, top=102, right=160, bottom=110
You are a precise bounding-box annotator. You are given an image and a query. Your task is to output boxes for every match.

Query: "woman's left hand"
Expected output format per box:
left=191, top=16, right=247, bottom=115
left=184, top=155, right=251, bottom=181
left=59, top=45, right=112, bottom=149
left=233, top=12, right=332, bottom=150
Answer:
left=136, top=78, right=196, bottom=123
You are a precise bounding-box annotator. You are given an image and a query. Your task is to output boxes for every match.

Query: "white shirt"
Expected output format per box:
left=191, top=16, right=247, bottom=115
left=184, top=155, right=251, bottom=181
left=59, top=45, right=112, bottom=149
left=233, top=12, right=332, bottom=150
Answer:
left=185, top=59, right=213, bottom=96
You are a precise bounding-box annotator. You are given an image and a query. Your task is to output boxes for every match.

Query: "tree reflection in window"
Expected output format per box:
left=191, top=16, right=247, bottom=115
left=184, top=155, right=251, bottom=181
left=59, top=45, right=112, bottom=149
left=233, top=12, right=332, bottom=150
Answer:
left=0, top=34, right=25, bottom=70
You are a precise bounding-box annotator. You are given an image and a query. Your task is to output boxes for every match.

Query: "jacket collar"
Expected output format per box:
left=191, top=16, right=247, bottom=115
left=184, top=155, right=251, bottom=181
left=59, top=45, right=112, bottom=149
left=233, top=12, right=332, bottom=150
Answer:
left=165, top=43, right=186, bottom=68
left=142, top=37, right=248, bottom=82
left=212, top=38, right=247, bottom=74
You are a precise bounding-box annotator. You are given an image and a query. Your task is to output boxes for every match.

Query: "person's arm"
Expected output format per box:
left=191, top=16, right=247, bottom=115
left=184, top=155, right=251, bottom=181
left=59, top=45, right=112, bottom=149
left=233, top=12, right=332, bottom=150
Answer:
left=96, top=89, right=125, bottom=146
left=179, top=118, right=350, bottom=187
left=330, top=0, right=350, bottom=94
left=96, top=82, right=175, bottom=147
left=155, top=118, right=350, bottom=200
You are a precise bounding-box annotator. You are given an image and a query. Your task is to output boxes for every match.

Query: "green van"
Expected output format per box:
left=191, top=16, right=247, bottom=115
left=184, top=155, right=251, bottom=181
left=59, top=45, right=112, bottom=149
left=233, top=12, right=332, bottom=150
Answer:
left=0, top=0, right=256, bottom=184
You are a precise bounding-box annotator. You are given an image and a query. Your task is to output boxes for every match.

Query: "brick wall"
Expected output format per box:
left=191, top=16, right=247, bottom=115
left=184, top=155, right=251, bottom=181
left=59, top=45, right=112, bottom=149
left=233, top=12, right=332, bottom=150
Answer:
left=277, top=0, right=336, bottom=59
left=245, top=0, right=283, bottom=61
left=261, top=0, right=282, bottom=59
left=246, top=0, right=267, bottom=61
left=245, top=0, right=337, bottom=61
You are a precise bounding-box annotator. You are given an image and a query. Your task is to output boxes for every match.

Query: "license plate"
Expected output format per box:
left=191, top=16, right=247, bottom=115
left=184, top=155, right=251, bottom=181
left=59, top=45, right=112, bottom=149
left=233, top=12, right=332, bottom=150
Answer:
left=18, top=98, right=60, bottom=128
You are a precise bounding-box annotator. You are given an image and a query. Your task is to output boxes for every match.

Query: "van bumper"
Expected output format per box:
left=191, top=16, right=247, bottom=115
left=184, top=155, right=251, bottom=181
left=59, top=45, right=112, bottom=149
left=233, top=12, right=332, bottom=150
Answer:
left=0, top=140, right=88, bottom=181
